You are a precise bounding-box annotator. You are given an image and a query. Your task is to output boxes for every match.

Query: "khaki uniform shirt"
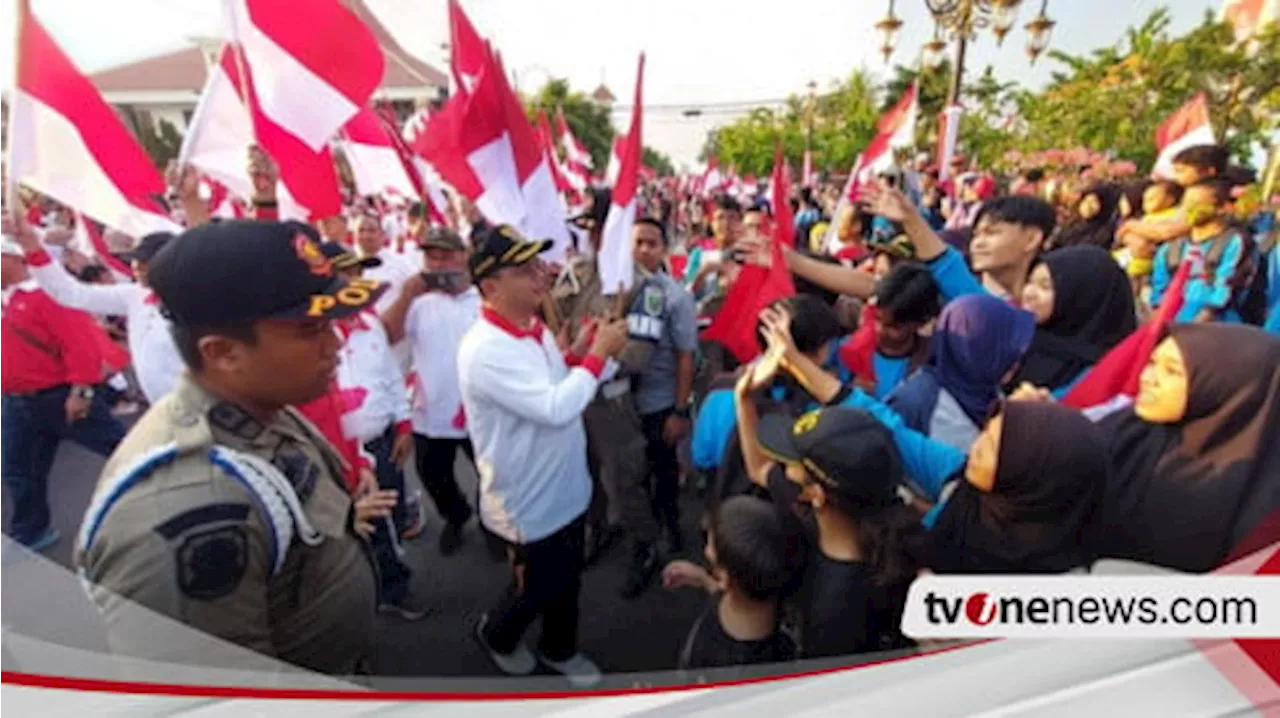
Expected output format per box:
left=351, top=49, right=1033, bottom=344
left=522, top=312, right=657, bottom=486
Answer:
left=76, top=375, right=377, bottom=674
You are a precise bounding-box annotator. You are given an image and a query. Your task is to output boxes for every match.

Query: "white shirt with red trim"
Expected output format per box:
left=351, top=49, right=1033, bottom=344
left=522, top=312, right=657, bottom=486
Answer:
left=404, top=286, right=482, bottom=438
left=26, top=247, right=181, bottom=403
left=334, top=314, right=412, bottom=444
left=457, top=308, right=608, bottom=544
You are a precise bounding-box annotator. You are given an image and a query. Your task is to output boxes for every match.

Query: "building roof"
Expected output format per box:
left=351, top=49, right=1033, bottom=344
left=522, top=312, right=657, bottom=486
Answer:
left=591, top=84, right=616, bottom=104
left=89, top=0, right=445, bottom=98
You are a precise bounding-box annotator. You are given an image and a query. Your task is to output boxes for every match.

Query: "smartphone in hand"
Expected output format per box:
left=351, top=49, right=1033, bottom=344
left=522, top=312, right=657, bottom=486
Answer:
left=421, top=270, right=467, bottom=293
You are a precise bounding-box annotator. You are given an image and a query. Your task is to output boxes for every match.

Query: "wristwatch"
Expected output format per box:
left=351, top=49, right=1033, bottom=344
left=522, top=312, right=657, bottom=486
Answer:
left=673, top=405, right=692, bottom=420
left=72, top=386, right=95, bottom=400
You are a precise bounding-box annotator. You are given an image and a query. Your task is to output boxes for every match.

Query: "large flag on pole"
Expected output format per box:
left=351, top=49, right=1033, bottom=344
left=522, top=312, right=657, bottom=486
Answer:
left=8, top=1, right=178, bottom=238
left=597, top=54, right=646, bottom=294
left=557, top=107, right=595, bottom=170
left=448, top=0, right=487, bottom=95
left=225, top=0, right=384, bottom=153
left=1152, top=94, right=1216, bottom=180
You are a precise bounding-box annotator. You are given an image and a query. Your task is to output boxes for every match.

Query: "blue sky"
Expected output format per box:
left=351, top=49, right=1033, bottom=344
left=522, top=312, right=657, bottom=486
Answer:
left=6, top=0, right=1223, bottom=166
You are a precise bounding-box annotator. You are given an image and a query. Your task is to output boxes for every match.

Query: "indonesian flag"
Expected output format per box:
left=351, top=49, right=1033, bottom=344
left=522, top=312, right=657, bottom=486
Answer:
left=702, top=141, right=797, bottom=363
left=820, top=155, right=863, bottom=254
left=180, top=45, right=339, bottom=220
left=534, top=109, right=577, bottom=198
left=557, top=107, right=595, bottom=170
left=699, top=159, right=725, bottom=198
left=860, top=81, right=919, bottom=180
left=448, top=0, right=487, bottom=95
left=597, top=54, right=645, bottom=294
left=1062, top=260, right=1192, bottom=416
left=1220, top=0, right=1279, bottom=42
left=606, top=135, right=626, bottom=185
left=8, top=1, right=178, bottom=239
left=340, top=107, right=419, bottom=198
left=225, top=0, right=383, bottom=155
left=399, top=107, right=451, bottom=226
left=1152, top=94, right=1216, bottom=180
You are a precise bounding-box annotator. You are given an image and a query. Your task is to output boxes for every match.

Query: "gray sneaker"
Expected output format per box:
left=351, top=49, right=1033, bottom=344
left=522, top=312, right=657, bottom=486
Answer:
left=475, top=613, right=536, bottom=676
left=378, top=590, right=431, bottom=621
left=537, top=650, right=602, bottom=688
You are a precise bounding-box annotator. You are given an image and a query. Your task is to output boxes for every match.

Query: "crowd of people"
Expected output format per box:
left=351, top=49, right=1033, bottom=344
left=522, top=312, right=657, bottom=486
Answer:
left=2, top=138, right=1278, bottom=685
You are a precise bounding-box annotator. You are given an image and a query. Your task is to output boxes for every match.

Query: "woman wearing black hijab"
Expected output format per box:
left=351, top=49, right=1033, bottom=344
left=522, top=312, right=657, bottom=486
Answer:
left=928, top=401, right=1108, bottom=574
left=1014, top=245, right=1136, bottom=394
left=1050, top=182, right=1122, bottom=250
left=1091, top=324, right=1280, bottom=573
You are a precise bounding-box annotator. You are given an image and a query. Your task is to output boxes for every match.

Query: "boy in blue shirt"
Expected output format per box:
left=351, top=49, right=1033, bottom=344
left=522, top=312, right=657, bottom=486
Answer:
left=1151, top=179, right=1256, bottom=324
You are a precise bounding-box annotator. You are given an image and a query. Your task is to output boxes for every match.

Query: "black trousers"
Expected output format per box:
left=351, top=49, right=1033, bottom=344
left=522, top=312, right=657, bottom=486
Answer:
left=365, top=427, right=411, bottom=604
left=483, top=514, right=586, bottom=661
left=641, top=408, right=681, bottom=534
left=413, top=435, right=475, bottom=526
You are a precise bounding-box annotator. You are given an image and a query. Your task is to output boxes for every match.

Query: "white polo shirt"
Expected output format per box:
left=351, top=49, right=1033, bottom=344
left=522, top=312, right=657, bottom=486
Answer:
left=404, top=286, right=482, bottom=438
left=457, top=307, right=608, bottom=544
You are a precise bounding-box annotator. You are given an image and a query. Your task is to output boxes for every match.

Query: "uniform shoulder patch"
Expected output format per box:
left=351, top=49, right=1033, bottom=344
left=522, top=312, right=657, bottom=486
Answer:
left=176, top=525, right=249, bottom=601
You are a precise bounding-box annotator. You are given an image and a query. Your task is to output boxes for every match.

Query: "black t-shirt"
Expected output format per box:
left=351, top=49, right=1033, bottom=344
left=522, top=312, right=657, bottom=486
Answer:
left=766, top=467, right=913, bottom=659
left=679, top=596, right=796, bottom=670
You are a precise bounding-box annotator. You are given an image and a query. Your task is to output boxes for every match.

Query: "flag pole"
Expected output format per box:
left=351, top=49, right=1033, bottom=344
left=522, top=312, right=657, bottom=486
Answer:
left=6, top=0, right=30, bottom=216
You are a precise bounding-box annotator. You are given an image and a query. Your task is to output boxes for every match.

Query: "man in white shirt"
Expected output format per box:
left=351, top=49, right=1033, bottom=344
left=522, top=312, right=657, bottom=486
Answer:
left=16, top=229, right=183, bottom=405
left=319, top=242, right=428, bottom=620
left=458, top=224, right=628, bottom=687
left=353, top=214, right=419, bottom=315
left=382, top=228, right=482, bottom=556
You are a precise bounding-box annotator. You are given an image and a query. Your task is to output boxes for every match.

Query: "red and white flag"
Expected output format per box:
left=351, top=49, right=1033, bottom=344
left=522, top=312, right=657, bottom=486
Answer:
left=226, top=0, right=383, bottom=153
left=448, top=0, right=488, bottom=95
left=702, top=142, right=797, bottom=363
left=597, top=54, right=645, bottom=294
left=861, top=81, right=918, bottom=179
left=556, top=107, right=595, bottom=170
left=698, top=158, right=726, bottom=198
left=606, top=134, right=626, bottom=185
left=534, top=109, right=577, bottom=199
left=1152, top=94, right=1216, bottom=180
left=340, top=107, right=419, bottom=199
left=180, top=45, right=340, bottom=220
left=8, top=2, right=178, bottom=238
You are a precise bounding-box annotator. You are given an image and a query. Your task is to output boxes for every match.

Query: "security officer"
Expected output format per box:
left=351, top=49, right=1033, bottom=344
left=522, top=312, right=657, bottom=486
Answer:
left=553, top=189, right=675, bottom=598
left=76, top=220, right=389, bottom=674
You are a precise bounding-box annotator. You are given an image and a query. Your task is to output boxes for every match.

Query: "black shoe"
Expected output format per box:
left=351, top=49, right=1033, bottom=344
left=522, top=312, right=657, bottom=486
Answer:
left=438, top=519, right=468, bottom=556
left=619, top=542, right=658, bottom=599
left=584, top=522, right=623, bottom=568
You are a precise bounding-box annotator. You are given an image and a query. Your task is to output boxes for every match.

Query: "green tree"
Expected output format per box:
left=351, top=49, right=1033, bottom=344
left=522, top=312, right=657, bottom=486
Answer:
left=706, top=70, right=882, bottom=176
left=642, top=146, right=674, bottom=176
left=524, top=78, right=615, bottom=169
left=1009, top=9, right=1280, bottom=169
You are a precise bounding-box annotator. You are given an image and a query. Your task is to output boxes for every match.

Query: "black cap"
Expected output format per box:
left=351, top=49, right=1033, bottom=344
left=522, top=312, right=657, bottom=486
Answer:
left=149, top=220, right=387, bottom=327
left=318, top=241, right=382, bottom=270
left=421, top=228, right=466, bottom=252
left=467, top=224, right=552, bottom=282
left=121, top=232, right=175, bottom=263
left=756, top=406, right=902, bottom=509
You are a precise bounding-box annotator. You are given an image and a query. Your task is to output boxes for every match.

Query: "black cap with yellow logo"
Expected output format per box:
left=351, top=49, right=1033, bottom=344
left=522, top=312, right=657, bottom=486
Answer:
left=148, top=220, right=387, bottom=327
left=756, top=406, right=903, bottom=509
left=468, top=224, right=553, bottom=282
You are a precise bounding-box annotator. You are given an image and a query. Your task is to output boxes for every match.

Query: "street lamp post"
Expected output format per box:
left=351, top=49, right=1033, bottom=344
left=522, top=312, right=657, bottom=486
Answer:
left=877, top=0, right=1056, bottom=105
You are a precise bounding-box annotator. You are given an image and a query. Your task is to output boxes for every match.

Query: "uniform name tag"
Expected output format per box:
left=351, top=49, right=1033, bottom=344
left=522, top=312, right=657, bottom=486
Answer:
left=627, top=314, right=664, bottom=341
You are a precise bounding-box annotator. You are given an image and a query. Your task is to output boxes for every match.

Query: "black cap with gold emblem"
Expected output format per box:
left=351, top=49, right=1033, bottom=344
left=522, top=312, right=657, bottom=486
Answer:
left=148, top=220, right=388, bottom=326
left=467, top=224, right=553, bottom=282
left=756, top=406, right=903, bottom=509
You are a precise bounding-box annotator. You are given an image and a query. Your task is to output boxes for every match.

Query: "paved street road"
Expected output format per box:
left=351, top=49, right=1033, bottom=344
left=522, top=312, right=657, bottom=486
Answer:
left=2, top=431, right=708, bottom=680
